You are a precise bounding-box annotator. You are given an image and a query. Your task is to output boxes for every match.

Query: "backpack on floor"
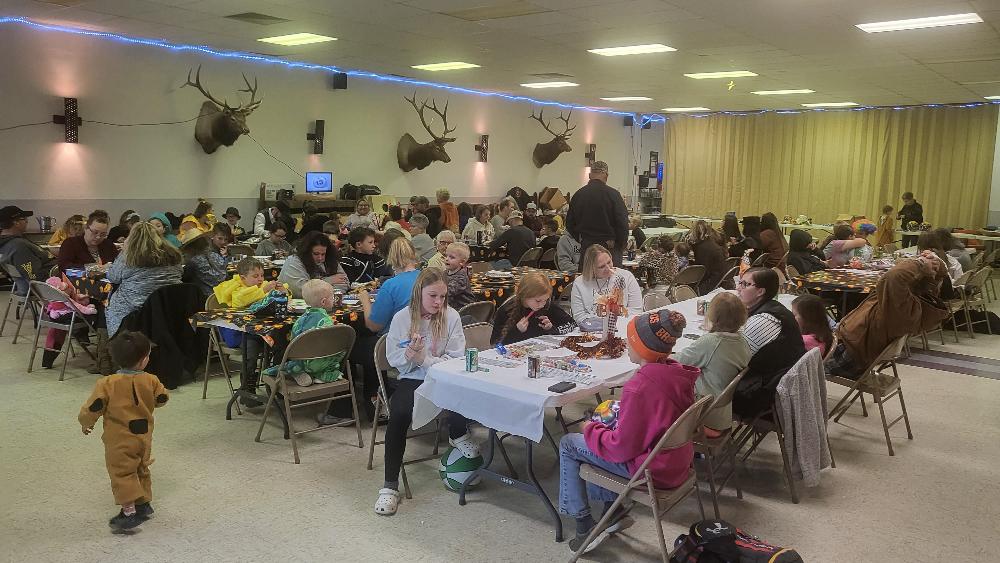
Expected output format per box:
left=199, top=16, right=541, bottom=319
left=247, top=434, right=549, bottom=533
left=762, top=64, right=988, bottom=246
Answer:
left=670, top=520, right=804, bottom=563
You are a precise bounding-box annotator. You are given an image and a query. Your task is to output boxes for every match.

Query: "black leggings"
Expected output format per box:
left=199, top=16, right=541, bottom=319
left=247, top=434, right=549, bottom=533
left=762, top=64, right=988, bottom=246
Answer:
left=384, top=378, right=470, bottom=484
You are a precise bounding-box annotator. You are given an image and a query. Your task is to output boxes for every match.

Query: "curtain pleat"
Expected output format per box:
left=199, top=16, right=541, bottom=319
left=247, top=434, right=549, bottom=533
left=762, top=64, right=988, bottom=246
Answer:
left=662, top=105, right=998, bottom=227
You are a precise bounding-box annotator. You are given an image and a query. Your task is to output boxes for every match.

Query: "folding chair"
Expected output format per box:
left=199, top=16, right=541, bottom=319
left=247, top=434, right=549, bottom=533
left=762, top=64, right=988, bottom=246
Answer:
left=569, top=396, right=714, bottom=562
left=750, top=254, right=768, bottom=267
left=26, top=281, right=97, bottom=381
left=366, top=334, right=443, bottom=499
left=723, top=256, right=740, bottom=272
left=827, top=336, right=911, bottom=456
left=670, top=285, right=697, bottom=303
left=959, top=267, right=993, bottom=337
left=670, top=265, right=705, bottom=294
left=517, top=246, right=543, bottom=267
left=640, top=235, right=659, bottom=252
left=463, top=322, right=493, bottom=350
left=470, top=261, right=492, bottom=274
left=693, top=369, right=747, bottom=519
left=255, top=325, right=363, bottom=464
left=881, top=243, right=898, bottom=254
left=785, top=264, right=801, bottom=279
left=1, top=262, right=33, bottom=339
left=923, top=270, right=972, bottom=344
left=200, top=294, right=241, bottom=413
left=711, top=266, right=739, bottom=292
left=643, top=292, right=672, bottom=311
left=539, top=247, right=556, bottom=268
left=458, top=301, right=495, bottom=325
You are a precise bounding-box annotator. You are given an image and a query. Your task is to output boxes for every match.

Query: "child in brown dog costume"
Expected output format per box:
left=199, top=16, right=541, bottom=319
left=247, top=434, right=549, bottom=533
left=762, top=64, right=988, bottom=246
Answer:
left=79, top=331, right=168, bottom=531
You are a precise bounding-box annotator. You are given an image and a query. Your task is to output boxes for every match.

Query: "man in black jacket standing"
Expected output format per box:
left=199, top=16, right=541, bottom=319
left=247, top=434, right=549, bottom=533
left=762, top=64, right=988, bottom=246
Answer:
left=565, top=161, right=629, bottom=269
left=897, top=191, right=924, bottom=248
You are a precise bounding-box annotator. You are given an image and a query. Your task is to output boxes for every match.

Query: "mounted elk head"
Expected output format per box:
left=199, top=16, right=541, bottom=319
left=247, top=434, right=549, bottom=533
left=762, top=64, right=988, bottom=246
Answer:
left=182, top=66, right=262, bottom=154
left=530, top=109, right=576, bottom=168
left=397, top=93, right=457, bottom=172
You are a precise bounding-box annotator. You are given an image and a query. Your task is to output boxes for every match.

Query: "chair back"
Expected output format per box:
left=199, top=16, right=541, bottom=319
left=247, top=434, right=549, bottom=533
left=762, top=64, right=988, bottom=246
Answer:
left=652, top=395, right=714, bottom=454
left=560, top=280, right=573, bottom=301
left=881, top=243, right=898, bottom=254
left=965, top=267, right=991, bottom=294
left=228, top=244, right=254, bottom=259
left=280, top=325, right=356, bottom=365
left=470, top=261, right=492, bottom=274
left=867, top=335, right=908, bottom=369
left=723, top=256, right=740, bottom=271
left=670, top=285, right=697, bottom=303
left=672, top=264, right=706, bottom=287
left=463, top=322, right=493, bottom=351
left=701, top=368, right=747, bottom=425
left=643, top=292, right=671, bottom=311
left=204, top=293, right=226, bottom=311
left=29, top=280, right=77, bottom=308
left=952, top=269, right=972, bottom=289
left=640, top=235, right=659, bottom=252
left=772, top=267, right=787, bottom=285
left=517, top=246, right=543, bottom=267
left=750, top=253, right=768, bottom=267
left=458, top=301, right=495, bottom=324
left=785, top=264, right=801, bottom=279
left=713, top=266, right=739, bottom=291
left=539, top=248, right=556, bottom=266
left=374, top=334, right=390, bottom=374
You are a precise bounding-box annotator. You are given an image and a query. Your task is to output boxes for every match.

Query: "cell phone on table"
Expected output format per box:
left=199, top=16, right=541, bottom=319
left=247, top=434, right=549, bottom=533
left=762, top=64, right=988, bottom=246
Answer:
left=548, top=381, right=576, bottom=393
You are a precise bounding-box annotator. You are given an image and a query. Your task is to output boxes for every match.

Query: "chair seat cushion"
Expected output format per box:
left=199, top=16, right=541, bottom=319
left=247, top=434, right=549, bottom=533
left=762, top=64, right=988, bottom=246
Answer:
left=261, top=374, right=350, bottom=401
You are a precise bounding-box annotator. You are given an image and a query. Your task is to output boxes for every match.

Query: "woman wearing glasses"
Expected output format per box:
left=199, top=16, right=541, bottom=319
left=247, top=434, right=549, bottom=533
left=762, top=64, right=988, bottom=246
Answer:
left=57, top=210, right=120, bottom=271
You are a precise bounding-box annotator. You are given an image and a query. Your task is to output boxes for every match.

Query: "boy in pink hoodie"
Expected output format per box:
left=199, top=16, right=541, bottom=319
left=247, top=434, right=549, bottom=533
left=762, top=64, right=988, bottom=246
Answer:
left=559, top=309, right=699, bottom=554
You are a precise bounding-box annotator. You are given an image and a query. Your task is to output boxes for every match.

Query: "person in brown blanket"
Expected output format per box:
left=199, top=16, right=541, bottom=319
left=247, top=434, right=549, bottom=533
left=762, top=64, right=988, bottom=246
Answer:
left=79, top=331, right=169, bottom=532
left=825, top=254, right=950, bottom=380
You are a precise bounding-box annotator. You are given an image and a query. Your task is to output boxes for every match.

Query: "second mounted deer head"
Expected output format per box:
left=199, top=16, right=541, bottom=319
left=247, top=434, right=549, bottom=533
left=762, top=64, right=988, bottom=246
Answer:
left=530, top=108, right=576, bottom=168
left=397, top=92, right=457, bottom=172
left=182, top=65, right=262, bottom=154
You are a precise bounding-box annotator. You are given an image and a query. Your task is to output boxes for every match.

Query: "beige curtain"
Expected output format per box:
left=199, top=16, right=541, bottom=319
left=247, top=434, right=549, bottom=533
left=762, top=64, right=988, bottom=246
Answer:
left=662, top=104, right=998, bottom=228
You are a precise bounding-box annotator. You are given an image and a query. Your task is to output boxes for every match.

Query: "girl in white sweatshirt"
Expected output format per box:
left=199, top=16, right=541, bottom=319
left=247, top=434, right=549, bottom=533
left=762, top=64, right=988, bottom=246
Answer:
left=375, top=268, right=477, bottom=516
left=571, top=244, right=643, bottom=324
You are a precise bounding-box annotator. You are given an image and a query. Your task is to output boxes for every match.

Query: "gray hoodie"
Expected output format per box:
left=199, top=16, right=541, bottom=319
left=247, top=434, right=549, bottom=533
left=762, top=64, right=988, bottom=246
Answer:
left=0, top=234, right=56, bottom=292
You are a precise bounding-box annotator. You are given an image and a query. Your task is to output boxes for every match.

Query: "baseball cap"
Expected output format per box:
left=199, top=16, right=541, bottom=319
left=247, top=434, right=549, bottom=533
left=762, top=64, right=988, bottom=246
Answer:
left=590, top=161, right=609, bottom=174
left=0, top=205, right=33, bottom=227
left=224, top=207, right=241, bottom=219
left=526, top=202, right=537, bottom=210
left=508, top=210, right=524, bottom=222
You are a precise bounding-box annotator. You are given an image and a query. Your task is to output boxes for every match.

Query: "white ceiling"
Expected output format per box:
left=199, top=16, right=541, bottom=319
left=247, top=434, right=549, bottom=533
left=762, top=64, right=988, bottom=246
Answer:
left=3, top=0, right=1000, bottom=112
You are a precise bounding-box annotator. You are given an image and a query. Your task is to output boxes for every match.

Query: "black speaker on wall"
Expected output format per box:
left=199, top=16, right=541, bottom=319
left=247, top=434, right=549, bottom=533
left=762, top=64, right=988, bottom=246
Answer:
left=623, top=115, right=634, bottom=127
left=331, top=72, right=348, bottom=90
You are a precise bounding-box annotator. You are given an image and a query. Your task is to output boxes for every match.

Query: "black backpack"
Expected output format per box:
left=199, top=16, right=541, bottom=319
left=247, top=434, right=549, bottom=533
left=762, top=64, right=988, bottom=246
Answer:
left=670, top=520, right=803, bottom=563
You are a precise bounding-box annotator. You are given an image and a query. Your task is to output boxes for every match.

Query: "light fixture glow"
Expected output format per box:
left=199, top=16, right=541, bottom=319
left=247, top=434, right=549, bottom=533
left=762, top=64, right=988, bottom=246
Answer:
left=257, top=33, right=337, bottom=46
left=985, top=96, right=1000, bottom=100
left=600, top=96, right=653, bottom=101
left=801, top=102, right=859, bottom=108
left=588, top=43, right=676, bottom=56
left=520, top=81, right=578, bottom=88
left=856, top=13, right=982, bottom=33
left=411, top=61, right=480, bottom=71
left=661, top=107, right=710, bottom=112
left=684, top=70, right=757, bottom=79
left=751, top=89, right=815, bottom=95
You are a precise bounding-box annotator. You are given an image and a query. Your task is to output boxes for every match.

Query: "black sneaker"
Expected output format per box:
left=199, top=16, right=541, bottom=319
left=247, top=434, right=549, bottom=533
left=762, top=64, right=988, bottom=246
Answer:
left=108, top=510, right=143, bottom=531
left=136, top=502, right=154, bottom=520
left=568, top=528, right=610, bottom=554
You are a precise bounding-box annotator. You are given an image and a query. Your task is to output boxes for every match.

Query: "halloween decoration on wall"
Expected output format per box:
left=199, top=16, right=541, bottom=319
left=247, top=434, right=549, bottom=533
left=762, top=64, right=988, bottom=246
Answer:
left=530, top=108, right=576, bottom=168
left=397, top=92, right=457, bottom=172
left=182, top=65, right=262, bottom=154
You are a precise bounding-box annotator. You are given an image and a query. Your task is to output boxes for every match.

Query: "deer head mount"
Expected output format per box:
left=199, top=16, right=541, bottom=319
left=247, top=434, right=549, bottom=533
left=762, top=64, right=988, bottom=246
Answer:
left=182, top=65, right=262, bottom=154
left=397, top=92, right=457, bottom=172
left=530, top=108, right=576, bottom=168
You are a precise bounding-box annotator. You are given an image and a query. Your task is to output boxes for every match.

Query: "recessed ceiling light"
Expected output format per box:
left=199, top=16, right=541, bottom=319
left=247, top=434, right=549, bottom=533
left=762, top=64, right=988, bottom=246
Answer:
left=752, top=89, right=815, bottom=95
left=684, top=71, right=757, bottom=79
left=411, top=61, right=480, bottom=71
left=257, top=33, right=336, bottom=46
left=985, top=96, right=1000, bottom=100
left=588, top=43, right=676, bottom=56
left=856, top=13, right=982, bottom=33
left=520, top=81, right=578, bottom=88
left=600, top=96, right=653, bottom=102
left=802, top=102, right=859, bottom=108
left=662, top=107, right=710, bottom=112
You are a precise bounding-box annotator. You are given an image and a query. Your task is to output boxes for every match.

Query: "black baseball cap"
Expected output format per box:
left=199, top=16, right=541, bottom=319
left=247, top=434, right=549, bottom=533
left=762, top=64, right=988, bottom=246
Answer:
left=0, top=205, right=32, bottom=227
left=224, top=207, right=241, bottom=219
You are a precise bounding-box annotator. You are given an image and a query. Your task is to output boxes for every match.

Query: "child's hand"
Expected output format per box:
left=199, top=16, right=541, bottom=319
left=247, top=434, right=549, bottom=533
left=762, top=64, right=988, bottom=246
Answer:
left=82, top=426, right=92, bottom=435
left=263, top=280, right=278, bottom=292
left=219, top=246, right=228, bottom=257
left=330, top=273, right=348, bottom=285
left=516, top=316, right=531, bottom=333
left=538, top=315, right=553, bottom=330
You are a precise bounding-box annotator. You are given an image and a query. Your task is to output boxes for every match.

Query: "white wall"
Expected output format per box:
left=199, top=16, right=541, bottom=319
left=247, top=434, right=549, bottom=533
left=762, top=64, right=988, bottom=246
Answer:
left=0, top=25, right=660, bottom=223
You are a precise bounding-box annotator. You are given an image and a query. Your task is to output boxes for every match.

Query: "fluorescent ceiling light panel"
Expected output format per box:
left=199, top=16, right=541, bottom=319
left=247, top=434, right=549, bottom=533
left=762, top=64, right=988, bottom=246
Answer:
left=684, top=71, right=757, bottom=79
left=662, top=107, right=710, bottom=112
left=802, top=102, right=859, bottom=108
left=752, top=89, right=815, bottom=95
left=520, top=81, right=578, bottom=88
left=856, top=13, right=982, bottom=33
left=588, top=43, right=676, bottom=56
left=600, top=96, right=653, bottom=101
left=985, top=96, right=1000, bottom=100
left=257, top=33, right=336, bottom=46
left=411, top=61, right=480, bottom=71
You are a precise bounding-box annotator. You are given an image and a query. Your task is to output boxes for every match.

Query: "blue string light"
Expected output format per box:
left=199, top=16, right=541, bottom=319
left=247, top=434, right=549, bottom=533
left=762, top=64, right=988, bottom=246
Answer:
left=0, top=17, right=667, bottom=125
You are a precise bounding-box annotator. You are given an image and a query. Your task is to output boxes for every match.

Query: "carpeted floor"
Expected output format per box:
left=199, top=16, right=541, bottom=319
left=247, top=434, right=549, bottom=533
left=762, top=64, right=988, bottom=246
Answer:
left=1, top=290, right=998, bottom=562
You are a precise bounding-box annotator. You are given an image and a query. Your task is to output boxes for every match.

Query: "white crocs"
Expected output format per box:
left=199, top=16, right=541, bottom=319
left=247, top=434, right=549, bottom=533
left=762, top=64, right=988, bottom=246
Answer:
left=374, top=488, right=399, bottom=516
left=449, top=433, right=481, bottom=458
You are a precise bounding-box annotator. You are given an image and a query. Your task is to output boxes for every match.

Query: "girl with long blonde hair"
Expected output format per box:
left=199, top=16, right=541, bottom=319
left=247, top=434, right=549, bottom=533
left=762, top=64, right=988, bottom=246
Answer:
left=492, top=271, right=575, bottom=344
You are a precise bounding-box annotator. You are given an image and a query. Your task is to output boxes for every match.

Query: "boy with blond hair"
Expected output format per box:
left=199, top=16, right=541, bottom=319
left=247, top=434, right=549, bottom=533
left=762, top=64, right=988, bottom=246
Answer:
left=443, top=242, right=475, bottom=309
left=263, top=279, right=345, bottom=388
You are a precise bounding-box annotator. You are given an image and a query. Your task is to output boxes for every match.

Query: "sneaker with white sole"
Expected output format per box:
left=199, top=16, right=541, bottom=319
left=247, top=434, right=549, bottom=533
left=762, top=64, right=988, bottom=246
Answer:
left=449, top=433, right=481, bottom=458
left=291, top=372, right=313, bottom=387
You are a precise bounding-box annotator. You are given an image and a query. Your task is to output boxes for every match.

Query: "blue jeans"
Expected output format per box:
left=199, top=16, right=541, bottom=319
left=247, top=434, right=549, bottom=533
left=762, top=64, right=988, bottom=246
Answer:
left=559, top=433, right=631, bottom=519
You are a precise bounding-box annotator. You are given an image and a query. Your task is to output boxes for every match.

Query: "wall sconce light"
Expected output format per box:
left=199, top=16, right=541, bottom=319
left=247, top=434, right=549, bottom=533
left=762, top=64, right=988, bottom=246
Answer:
left=52, top=97, right=82, bottom=143
left=584, top=143, right=596, bottom=166
left=306, top=119, right=325, bottom=154
left=474, top=134, right=489, bottom=162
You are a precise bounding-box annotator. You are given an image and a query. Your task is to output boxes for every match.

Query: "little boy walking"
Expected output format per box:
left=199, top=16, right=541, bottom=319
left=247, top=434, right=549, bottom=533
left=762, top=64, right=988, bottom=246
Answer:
left=79, top=331, right=169, bottom=532
left=443, top=242, right=475, bottom=309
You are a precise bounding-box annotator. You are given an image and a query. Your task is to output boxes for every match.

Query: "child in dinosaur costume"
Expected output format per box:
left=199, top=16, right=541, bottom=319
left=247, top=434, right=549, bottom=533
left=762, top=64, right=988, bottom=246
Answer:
left=79, top=331, right=169, bottom=532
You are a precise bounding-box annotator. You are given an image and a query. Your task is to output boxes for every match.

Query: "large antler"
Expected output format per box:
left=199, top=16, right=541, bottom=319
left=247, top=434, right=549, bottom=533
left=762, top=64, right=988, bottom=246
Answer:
left=183, top=65, right=229, bottom=109
left=530, top=108, right=576, bottom=139
left=405, top=92, right=457, bottom=142
left=238, top=73, right=262, bottom=114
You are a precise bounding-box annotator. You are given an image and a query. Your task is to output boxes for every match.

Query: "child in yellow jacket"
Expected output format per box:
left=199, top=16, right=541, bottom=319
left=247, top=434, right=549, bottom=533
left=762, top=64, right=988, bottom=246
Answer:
left=213, top=257, right=288, bottom=309
left=79, top=331, right=168, bottom=532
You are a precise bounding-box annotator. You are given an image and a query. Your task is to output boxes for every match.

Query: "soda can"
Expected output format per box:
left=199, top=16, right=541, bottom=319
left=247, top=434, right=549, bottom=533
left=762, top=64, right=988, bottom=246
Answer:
left=696, top=299, right=708, bottom=316
left=465, top=348, right=479, bottom=372
left=527, top=353, right=540, bottom=378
